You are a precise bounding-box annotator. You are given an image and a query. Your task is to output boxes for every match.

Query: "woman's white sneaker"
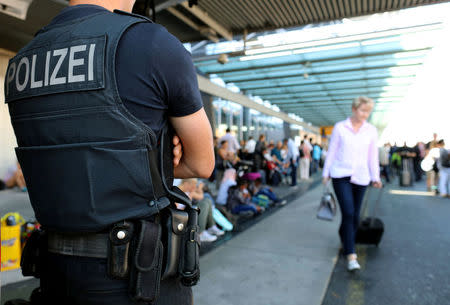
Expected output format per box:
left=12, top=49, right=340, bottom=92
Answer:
left=347, top=259, right=361, bottom=271
left=208, top=225, right=225, bottom=236
left=199, top=230, right=217, bottom=243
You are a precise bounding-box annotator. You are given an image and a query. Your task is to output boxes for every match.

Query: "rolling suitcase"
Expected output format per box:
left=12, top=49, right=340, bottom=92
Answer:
left=355, top=187, right=384, bottom=246
left=400, top=158, right=412, bottom=187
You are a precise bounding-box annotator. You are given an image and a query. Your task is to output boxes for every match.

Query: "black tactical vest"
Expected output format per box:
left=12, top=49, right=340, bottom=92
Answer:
left=4, top=10, right=173, bottom=232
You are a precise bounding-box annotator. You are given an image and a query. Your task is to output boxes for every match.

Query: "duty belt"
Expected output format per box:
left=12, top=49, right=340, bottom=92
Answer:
left=47, top=231, right=109, bottom=258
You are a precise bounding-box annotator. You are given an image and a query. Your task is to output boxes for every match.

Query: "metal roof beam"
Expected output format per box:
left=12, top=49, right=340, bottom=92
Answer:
left=271, top=92, right=406, bottom=103
left=226, top=63, right=422, bottom=84
left=241, top=74, right=416, bottom=91
left=180, top=1, right=233, bottom=41
left=166, top=7, right=219, bottom=42
left=273, top=95, right=404, bottom=104
left=199, top=47, right=431, bottom=74
left=155, top=0, right=186, bottom=12
left=256, top=83, right=411, bottom=99
left=279, top=100, right=401, bottom=108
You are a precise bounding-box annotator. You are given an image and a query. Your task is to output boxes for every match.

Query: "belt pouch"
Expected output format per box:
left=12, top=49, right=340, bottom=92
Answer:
left=129, top=219, right=163, bottom=303
left=179, top=206, right=200, bottom=286
left=161, top=208, right=188, bottom=280
left=108, top=221, right=134, bottom=279
left=21, top=229, right=47, bottom=278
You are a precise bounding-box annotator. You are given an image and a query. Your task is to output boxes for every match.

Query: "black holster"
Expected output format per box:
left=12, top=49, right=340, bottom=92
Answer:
left=20, top=229, right=47, bottom=278
left=178, top=205, right=200, bottom=286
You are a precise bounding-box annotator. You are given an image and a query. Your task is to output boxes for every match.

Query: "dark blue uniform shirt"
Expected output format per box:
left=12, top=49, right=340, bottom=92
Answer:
left=47, top=4, right=203, bottom=137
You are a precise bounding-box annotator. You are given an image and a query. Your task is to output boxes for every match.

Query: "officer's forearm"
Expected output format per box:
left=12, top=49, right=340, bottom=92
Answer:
left=173, top=160, right=212, bottom=179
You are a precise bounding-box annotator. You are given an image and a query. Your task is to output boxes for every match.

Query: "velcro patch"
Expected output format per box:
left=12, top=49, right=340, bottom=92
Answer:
left=4, top=35, right=106, bottom=103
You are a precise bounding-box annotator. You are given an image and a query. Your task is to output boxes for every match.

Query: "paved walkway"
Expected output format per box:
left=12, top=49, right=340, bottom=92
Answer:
left=193, top=183, right=340, bottom=305
left=322, top=180, right=450, bottom=305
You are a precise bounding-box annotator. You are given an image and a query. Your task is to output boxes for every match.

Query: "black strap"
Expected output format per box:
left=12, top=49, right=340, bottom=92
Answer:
left=148, top=149, right=167, bottom=199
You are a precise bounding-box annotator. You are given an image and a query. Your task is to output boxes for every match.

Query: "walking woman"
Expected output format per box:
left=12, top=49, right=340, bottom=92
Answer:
left=322, top=96, right=382, bottom=271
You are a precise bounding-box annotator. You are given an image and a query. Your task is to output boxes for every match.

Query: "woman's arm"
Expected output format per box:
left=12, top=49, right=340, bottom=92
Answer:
left=322, top=124, right=340, bottom=183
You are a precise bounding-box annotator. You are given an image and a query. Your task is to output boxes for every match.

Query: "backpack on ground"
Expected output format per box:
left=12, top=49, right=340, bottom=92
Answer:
left=252, top=194, right=270, bottom=208
left=269, top=170, right=282, bottom=186
left=226, top=186, right=242, bottom=212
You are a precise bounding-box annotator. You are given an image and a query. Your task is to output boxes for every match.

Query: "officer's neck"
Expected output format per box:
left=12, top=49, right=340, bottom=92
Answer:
left=69, top=0, right=134, bottom=12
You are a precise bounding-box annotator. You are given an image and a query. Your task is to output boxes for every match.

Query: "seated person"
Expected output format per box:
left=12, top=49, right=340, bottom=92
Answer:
left=271, top=141, right=284, bottom=164
left=218, top=140, right=239, bottom=168
left=178, top=179, right=224, bottom=242
left=216, top=168, right=238, bottom=206
left=201, top=183, right=234, bottom=231
left=215, top=141, right=240, bottom=188
left=226, top=179, right=263, bottom=215
left=251, top=178, right=286, bottom=206
left=4, top=162, right=27, bottom=192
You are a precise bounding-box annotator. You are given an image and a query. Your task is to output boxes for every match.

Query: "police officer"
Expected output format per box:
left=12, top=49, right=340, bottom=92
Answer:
left=4, top=0, right=214, bottom=304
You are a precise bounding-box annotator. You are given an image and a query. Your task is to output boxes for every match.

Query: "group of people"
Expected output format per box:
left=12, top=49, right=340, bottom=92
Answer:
left=174, top=167, right=288, bottom=243
left=377, top=135, right=449, bottom=197
left=213, top=128, right=326, bottom=188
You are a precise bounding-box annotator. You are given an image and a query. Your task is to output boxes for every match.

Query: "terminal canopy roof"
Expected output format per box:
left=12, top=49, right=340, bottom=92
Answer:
left=191, top=5, right=448, bottom=129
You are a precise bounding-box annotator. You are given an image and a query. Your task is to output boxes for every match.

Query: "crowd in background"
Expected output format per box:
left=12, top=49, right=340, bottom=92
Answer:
left=213, top=128, right=326, bottom=188
left=378, top=133, right=449, bottom=198
left=170, top=128, right=328, bottom=243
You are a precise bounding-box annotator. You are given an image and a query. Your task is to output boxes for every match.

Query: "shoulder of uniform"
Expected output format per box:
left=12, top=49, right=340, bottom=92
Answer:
left=113, top=9, right=153, bottom=23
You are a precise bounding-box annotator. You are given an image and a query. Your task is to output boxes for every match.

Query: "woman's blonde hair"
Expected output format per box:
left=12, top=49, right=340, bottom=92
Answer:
left=352, top=96, right=374, bottom=109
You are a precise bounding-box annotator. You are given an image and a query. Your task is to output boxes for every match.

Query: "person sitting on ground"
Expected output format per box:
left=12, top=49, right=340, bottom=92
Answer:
left=227, top=179, right=263, bottom=215
left=4, top=162, right=27, bottom=192
left=250, top=178, right=287, bottom=206
left=178, top=179, right=224, bottom=242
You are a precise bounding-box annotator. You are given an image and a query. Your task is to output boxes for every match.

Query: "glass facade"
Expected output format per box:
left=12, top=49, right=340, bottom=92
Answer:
left=212, top=99, right=285, bottom=143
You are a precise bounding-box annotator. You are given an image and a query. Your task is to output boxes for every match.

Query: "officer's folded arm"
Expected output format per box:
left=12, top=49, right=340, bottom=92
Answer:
left=170, top=107, right=215, bottom=179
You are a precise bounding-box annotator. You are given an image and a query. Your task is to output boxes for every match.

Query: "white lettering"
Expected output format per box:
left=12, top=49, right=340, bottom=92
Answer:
left=16, top=57, right=30, bottom=92
left=68, top=45, right=86, bottom=83
left=6, top=62, right=16, bottom=97
left=50, top=48, right=67, bottom=85
left=88, top=43, right=95, bottom=81
left=30, top=54, right=43, bottom=89
left=44, top=51, right=50, bottom=86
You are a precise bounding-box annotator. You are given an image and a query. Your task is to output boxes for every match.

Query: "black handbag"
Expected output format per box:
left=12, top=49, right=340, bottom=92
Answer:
left=317, top=183, right=337, bottom=221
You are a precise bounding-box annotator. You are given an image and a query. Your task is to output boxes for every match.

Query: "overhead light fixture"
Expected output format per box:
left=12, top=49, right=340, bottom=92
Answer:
left=0, top=0, right=33, bottom=20
left=217, top=53, right=229, bottom=64
left=239, top=50, right=293, bottom=61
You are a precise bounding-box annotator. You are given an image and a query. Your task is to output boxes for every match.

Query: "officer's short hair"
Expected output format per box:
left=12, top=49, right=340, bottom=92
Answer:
left=352, top=96, right=374, bottom=109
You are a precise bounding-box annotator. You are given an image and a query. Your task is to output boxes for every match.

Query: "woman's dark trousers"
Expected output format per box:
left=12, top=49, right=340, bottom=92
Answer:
left=332, top=177, right=367, bottom=256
